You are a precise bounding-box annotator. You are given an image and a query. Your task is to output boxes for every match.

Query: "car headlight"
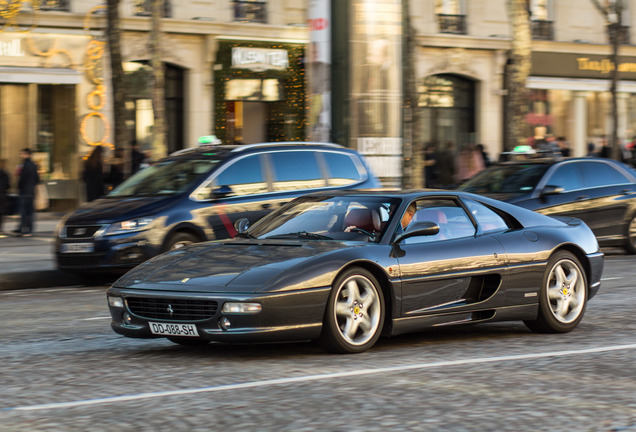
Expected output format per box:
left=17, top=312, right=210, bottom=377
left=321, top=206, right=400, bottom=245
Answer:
left=104, top=217, right=155, bottom=236
left=222, top=302, right=262, bottom=314
left=108, top=295, right=124, bottom=308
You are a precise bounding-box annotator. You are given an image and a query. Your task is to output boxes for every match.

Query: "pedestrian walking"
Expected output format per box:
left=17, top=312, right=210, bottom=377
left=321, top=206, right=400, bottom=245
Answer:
left=456, top=143, right=485, bottom=184
left=13, top=148, right=39, bottom=237
left=83, top=145, right=106, bottom=202
left=0, top=158, right=10, bottom=237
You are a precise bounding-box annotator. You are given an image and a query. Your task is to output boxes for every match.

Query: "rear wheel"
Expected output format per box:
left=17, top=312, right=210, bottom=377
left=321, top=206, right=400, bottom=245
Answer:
left=625, top=215, right=636, bottom=254
left=524, top=251, right=587, bottom=333
left=318, top=268, right=385, bottom=354
left=164, top=232, right=199, bottom=251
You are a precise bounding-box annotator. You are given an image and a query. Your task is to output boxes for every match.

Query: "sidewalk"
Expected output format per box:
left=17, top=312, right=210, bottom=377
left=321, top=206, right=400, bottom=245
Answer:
left=0, top=212, right=86, bottom=290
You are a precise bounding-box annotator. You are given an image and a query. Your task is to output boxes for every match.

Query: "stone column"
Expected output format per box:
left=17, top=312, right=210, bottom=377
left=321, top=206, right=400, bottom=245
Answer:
left=572, top=91, right=588, bottom=157
left=618, top=92, right=629, bottom=144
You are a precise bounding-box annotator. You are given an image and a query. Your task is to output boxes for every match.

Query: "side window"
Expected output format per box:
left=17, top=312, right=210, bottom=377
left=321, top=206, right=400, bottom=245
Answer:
left=322, top=152, right=363, bottom=186
left=546, top=163, right=582, bottom=191
left=207, top=155, right=268, bottom=197
left=403, top=198, right=475, bottom=243
left=271, top=151, right=326, bottom=191
left=581, top=162, right=631, bottom=188
left=463, top=199, right=509, bottom=233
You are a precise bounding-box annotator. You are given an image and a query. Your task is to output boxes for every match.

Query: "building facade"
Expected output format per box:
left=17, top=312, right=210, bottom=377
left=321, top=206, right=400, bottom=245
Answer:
left=412, top=0, right=636, bottom=166
left=0, top=0, right=307, bottom=210
left=2, top=0, right=636, bottom=209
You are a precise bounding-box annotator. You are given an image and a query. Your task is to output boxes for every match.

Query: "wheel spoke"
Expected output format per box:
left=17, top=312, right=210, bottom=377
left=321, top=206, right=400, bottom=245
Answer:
left=335, top=300, right=351, bottom=317
left=554, top=265, right=567, bottom=286
left=344, top=316, right=361, bottom=340
left=359, top=287, right=377, bottom=307
left=345, top=280, right=361, bottom=303
left=555, top=297, right=569, bottom=318
left=358, top=314, right=373, bottom=334
left=548, top=285, right=561, bottom=300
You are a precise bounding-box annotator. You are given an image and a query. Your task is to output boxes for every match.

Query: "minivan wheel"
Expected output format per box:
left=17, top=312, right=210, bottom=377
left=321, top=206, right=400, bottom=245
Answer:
left=164, top=232, right=199, bottom=251
left=625, top=215, right=636, bottom=254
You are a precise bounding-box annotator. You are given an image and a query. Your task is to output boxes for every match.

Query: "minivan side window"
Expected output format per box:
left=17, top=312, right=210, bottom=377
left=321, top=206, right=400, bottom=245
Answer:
left=271, top=151, right=326, bottom=191
left=323, top=152, right=363, bottom=186
left=213, top=154, right=268, bottom=196
left=193, top=155, right=268, bottom=200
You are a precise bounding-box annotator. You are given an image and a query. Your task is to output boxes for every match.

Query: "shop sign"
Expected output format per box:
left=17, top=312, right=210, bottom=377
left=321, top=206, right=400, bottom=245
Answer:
left=231, top=47, right=289, bottom=71
left=532, top=51, right=636, bottom=80
left=0, top=38, right=24, bottom=57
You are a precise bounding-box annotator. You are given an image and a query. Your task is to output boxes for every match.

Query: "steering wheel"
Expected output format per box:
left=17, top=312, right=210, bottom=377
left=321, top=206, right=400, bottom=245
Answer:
left=349, top=227, right=376, bottom=240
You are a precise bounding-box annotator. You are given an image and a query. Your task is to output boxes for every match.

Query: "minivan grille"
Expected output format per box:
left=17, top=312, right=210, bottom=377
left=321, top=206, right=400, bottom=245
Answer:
left=64, top=225, right=103, bottom=239
left=126, top=297, right=218, bottom=321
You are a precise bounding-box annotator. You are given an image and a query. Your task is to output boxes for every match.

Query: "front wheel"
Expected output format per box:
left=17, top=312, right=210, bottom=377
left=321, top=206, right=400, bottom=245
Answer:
left=318, top=268, right=385, bottom=354
left=164, top=232, right=199, bottom=251
left=524, top=251, right=588, bottom=333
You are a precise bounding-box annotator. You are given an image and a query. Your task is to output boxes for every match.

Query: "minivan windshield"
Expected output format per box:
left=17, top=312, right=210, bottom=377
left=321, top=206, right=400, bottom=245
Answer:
left=109, top=158, right=220, bottom=197
left=458, top=163, right=550, bottom=196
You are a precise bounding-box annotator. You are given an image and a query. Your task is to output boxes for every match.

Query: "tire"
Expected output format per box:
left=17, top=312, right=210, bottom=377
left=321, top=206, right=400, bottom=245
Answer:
left=164, top=232, right=199, bottom=251
left=167, top=337, right=210, bottom=346
left=524, top=251, right=588, bottom=333
left=625, top=215, right=636, bottom=254
left=318, top=268, right=385, bottom=354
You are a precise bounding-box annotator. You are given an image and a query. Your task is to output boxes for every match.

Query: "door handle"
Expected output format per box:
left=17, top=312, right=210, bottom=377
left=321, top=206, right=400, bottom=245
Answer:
left=261, top=203, right=271, bottom=209
left=575, top=196, right=589, bottom=200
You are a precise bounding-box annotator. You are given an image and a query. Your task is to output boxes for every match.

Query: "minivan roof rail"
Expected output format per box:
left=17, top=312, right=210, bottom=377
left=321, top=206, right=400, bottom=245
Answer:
left=230, top=141, right=343, bottom=152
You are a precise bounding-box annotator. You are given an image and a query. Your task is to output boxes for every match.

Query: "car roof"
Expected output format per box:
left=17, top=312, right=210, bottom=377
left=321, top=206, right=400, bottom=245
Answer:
left=165, top=141, right=347, bottom=160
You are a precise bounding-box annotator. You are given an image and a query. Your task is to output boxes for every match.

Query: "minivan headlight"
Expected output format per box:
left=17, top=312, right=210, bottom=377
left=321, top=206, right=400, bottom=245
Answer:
left=104, top=217, right=155, bottom=236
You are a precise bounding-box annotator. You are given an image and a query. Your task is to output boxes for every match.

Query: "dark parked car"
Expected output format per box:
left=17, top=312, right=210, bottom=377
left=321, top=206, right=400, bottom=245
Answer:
left=457, top=156, right=636, bottom=253
left=107, top=190, right=603, bottom=353
left=55, top=142, right=380, bottom=272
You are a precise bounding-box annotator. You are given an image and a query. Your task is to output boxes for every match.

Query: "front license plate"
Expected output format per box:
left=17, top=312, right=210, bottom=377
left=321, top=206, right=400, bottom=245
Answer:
left=149, top=322, right=199, bottom=337
left=61, top=243, right=94, bottom=253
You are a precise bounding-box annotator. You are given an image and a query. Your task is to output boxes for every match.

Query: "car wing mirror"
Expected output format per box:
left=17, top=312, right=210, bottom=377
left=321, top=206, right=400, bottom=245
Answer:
left=392, top=222, right=440, bottom=244
left=234, top=217, right=250, bottom=234
left=211, top=185, right=234, bottom=199
left=540, top=184, right=565, bottom=196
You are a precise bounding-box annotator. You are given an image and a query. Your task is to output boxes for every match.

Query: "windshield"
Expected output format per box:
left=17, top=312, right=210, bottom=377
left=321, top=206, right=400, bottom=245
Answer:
left=108, top=158, right=220, bottom=197
left=458, top=163, right=550, bottom=195
left=248, top=196, right=402, bottom=242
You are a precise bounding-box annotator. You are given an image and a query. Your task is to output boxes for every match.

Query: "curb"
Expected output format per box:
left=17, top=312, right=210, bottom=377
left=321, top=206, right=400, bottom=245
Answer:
left=0, top=270, right=87, bottom=291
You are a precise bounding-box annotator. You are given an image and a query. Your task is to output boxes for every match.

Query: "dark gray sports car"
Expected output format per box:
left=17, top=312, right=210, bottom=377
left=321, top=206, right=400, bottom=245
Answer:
left=107, top=190, right=603, bottom=353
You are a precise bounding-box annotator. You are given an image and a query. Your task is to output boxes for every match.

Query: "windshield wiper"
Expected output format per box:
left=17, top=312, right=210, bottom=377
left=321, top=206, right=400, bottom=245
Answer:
left=266, top=232, right=332, bottom=240
left=297, top=231, right=332, bottom=240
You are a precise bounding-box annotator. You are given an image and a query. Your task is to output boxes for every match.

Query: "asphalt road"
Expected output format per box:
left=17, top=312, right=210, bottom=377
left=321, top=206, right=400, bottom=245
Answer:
left=0, top=254, right=635, bottom=432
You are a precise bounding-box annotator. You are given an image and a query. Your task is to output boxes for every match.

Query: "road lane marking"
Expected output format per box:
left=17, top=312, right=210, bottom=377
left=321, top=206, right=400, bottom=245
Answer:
left=80, top=317, right=111, bottom=321
left=4, top=343, right=636, bottom=412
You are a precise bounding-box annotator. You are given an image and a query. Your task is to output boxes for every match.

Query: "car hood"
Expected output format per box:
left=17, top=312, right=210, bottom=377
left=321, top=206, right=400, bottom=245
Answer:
left=64, top=196, right=177, bottom=224
left=114, top=239, right=351, bottom=293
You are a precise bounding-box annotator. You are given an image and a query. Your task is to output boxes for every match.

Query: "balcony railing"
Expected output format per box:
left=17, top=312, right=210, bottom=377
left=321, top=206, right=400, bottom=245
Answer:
left=608, top=24, right=631, bottom=45
left=233, top=0, right=267, bottom=24
left=38, top=0, right=70, bottom=11
left=437, top=14, right=466, bottom=35
left=531, top=20, right=553, bottom=40
left=133, top=0, right=172, bottom=18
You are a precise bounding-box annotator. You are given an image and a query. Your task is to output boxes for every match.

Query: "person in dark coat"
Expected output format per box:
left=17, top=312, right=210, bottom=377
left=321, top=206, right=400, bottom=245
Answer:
left=83, top=145, right=105, bottom=202
left=13, top=148, right=39, bottom=236
left=0, top=158, right=10, bottom=236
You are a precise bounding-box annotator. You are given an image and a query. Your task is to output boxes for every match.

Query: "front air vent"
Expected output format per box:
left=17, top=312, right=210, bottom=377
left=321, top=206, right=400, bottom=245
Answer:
left=126, top=297, right=218, bottom=321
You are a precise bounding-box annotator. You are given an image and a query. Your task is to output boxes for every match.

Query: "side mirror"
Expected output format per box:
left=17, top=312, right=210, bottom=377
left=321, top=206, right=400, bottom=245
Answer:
left=540, top=184, right=564, bottom=197
left=234, top=218, right=250, bottom=234
left=211, top=185, right=233, bottom=199
left=392, top=222, right=440, bottom=244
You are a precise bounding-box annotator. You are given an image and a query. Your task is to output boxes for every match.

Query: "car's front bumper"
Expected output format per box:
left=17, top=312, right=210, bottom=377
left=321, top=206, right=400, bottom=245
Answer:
left=55, top=232, right=160, bottom=272
left=107, top=286, right=331, bottom=343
